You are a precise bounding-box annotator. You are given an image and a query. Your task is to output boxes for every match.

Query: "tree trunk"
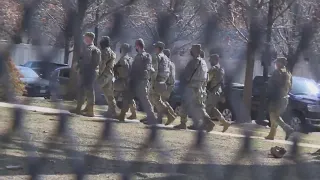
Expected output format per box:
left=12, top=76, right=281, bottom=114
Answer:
left=65, top=0, right=89, bottom=100
left=64, top=37, right=70, bottom=64
left=243, top=42, right=255, bottom=113
left=257, top=0, right=274, bottom=122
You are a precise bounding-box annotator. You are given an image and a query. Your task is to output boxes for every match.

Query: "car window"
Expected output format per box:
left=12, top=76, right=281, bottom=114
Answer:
left=23, top=62, right=32, bottom=67
left=59, top=69, right=70, bottom=78
left=291, top=77, right=320, bottom=95
left=17, top=66, right=39, bottom=78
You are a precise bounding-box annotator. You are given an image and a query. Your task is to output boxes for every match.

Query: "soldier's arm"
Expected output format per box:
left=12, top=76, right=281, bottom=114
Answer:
left=91, top=49, right=101, bottom=70
left=156, top=57, right=168, bottom=81
left=143, top=54, right=153, bottom=79
left=105, top=51, right=116, bottom=72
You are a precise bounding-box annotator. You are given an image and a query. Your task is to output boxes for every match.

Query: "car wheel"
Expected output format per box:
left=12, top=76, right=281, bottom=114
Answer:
left=290, top=113, right=303, bottom=131
left=221, top=108, right=233, bottom=122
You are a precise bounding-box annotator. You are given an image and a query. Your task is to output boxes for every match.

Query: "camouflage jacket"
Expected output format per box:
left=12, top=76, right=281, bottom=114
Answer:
left=267, top=67, right=292, bottom=102
left=207, top=63, right=224, bottom=93
left=99, top=47, right=116, bottom=77
left=114, top=54, right=132, bottom=79
left=151, top=52, right=170, bottom=83
left=130, top=50, right=153, bottom=82
left=78, top=43, right=101, bottom=75
left=184, top=57, right=208, bottom=89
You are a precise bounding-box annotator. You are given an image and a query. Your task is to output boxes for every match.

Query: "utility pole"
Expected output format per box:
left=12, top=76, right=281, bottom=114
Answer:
left=94, top=0, right=100, bottom=46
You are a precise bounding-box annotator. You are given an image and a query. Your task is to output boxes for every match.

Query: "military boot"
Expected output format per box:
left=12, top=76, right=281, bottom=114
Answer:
left=203, top=116, right=216, bottom=132
left=285, top=128, right=294, bottom=140
left=174, top=123, right=187, bottom=130
left=265, top=126, right=277, bottom=140
left=127, top=104, right=137, bottom=120
left=117, top=110, right=126, bottom=122
left=81, top=104, right=94, bottom=117
left=219, top=119, right=231, bottom=133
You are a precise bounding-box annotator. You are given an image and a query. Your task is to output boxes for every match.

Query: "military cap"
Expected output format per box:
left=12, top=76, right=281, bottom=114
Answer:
left=190, top=44, right=201, bottom=56
left=153, top=41, right=165, bottom=49
left=274, top=57, right=287, bottom=65
left=200, top=50, right=205, bottom=58
left=163, top=49, right=171, bottom=58
left=84, top=32, right=95, bottom=40
left=100, top=36, right=110, bottom=48
left=135, top=38, right=145, bottom=48
left=120, top=43, right=131, bottom=53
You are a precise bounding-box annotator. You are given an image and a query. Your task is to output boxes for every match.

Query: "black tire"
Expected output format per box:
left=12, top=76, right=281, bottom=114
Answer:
left=288, top=112, right=304, bottom=131
left=218, top=102, right=235, bottom=122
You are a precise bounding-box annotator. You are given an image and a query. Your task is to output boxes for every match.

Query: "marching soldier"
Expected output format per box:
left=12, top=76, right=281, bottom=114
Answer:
left=161, top=49, right=177, bottom=125
left=148, top=42, right=176, bottom=124
left=97, top=36, right=117, bottom=117
left=265, top=57, right=294, bottom=140
left=177, top=44, right=215, bottom=132
left=173, top=49, right=206, bottom=129
left=118, top=38, right=157, bottom=124
left=206, top=54, right=231, bottom=132
left=70, top=32, right=101, bottom=117
left=114, top=43, right=137, bottom=120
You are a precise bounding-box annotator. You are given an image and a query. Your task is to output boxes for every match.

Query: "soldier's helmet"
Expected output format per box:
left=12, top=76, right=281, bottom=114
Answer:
left=120, top=43, right=131, bottom=54
left=100, top=36, right=110, bottom=48
left=163, top=49, right=171, bottom=58
left=190, top=44, right=201, bottom=57
left=153, top=41, right=165, bottom=50
left=84, top=32, right=95, bottom=40
left=200, top=50, right=205, bottom=58
left=274, top=57, right=287, bottom=66
left=135, top=38, right=145, bottom=48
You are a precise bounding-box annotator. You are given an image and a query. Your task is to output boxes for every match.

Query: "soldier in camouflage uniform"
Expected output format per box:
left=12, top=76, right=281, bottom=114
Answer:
left=160, top=49, right=177, bottom=125
left=206, top=54, right=231, bottom=132
left=174, top=49, right=205, bottom=129
left=97, top=36, right=117, bottom=117
left=147, top=42, right=176, bottom=124
left=265, top=57, right=294, bottom=140
left=114, top=43, right=137, bottom=120
left=175, top=45, right=215, bottom=132
left=118, top=38, right=157, bottom=124
left=70, top=32, right=101, bottom=117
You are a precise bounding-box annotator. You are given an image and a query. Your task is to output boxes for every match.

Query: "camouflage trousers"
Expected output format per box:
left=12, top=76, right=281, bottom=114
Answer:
left=152, top=85, right=176, bottom=122
left=122, top=80, right=157, bottom=123
left=114, top=91, right=137, bottom=116
left=98, top=73, right=117, bottom=112
left=76, top=73, right=96, bottom=107
left=206, top=91, right=228, bottom=124
left=267, top=98, right=293, bottom=138
left=181, top=87, right=212, bottom=127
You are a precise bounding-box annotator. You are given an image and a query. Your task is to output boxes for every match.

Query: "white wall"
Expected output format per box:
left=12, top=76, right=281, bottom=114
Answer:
left=0, top=41, right=70, bottom=66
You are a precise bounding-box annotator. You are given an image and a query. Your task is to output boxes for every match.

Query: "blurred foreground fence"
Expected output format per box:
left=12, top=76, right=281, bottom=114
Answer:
left=1, top=0, right=320, bottom=179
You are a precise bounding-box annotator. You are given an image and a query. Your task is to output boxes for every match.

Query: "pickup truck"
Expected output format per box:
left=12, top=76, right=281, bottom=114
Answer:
left=169, top=76, right=320, bottom=131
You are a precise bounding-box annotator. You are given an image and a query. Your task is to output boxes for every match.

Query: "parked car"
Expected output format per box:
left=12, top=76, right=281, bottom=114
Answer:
left=16, top=65, right=50, bottom=98
left=49, top=67, right=106, bottom=104
left=22, top=61, right=68, bottom=80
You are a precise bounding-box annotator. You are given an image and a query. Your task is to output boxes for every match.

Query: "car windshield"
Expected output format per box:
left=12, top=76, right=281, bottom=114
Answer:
left=17, top=67, right=39, bottom=78
left=291, top=77, right=320, bottom=95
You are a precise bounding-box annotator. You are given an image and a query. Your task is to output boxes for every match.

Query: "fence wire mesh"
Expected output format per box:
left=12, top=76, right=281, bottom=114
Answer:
left=1, top=0, right=320, bottom=179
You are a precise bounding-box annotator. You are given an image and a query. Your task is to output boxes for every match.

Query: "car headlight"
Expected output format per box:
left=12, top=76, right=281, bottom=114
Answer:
left=307, top=104, right=320, bottom=112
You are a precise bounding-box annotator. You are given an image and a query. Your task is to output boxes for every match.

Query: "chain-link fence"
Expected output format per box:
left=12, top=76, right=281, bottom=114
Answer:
left=1, top=0, right=320, bottom=179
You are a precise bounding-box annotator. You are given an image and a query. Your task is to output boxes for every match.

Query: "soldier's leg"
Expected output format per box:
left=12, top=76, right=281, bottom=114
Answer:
left=127, top=99, right=137, bottom=119
left=102, top=82, right=117, bottom=116
left=82, top=85, right=95, bottom=117
left=265, top=111, right=279, bottom=140
left=173, top=105, right=188, bottom=129
left=118, top=91, right=134, bottom=122
left=135, top=82, right=157, bottom=124
left=70, top=85, right=85, bottom=114
left=211, top=107, right=231, bottom=132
